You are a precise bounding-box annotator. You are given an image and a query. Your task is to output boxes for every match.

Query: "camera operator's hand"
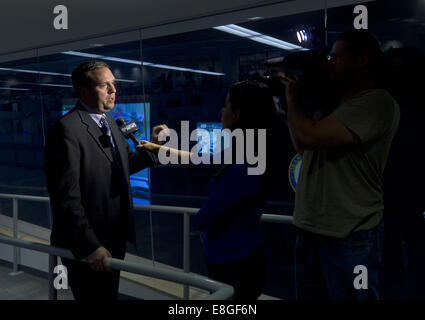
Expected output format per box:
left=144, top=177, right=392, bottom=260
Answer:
left=280, top=73, right=304, bottom=104
left=151, top=124, right=169, bottom=145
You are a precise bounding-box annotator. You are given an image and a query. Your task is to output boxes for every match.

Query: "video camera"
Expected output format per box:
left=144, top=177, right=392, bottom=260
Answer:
left=255, top=50, right=340, bottom=119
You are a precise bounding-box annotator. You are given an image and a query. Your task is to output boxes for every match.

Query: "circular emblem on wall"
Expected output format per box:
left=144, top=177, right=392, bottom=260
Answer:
left=288, top=153, right=302, bottom=192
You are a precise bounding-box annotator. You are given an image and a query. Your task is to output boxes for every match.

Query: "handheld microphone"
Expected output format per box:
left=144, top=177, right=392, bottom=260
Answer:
left=116, top=117, right=141, bottom=146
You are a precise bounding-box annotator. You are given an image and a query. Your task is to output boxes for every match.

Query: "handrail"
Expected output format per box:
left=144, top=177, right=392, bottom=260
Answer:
left=0, top=193, right=50, bottom=203
left=0, top=234, right=234, bottom=300
left=0, top=192, right=293, bottom=300
left=133, top=204, right=294, bottom=222
left=0, top=193, right=295, bottom=223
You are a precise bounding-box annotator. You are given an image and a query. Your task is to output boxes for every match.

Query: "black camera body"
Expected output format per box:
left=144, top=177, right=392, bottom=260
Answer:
left=258, top=50, right=339, bottom=119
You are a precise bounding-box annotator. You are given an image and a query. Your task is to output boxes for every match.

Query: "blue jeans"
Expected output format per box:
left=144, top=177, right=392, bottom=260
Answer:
left=294, top=221, right=384, bottom=300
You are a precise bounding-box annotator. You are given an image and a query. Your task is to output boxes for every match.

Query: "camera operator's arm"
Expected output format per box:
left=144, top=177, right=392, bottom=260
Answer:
left=281, top=76, right=354, bottom=150
left=277, top=110, right=304, bottom=155
left=290, top=128, right=304, bottom=155
left=287, top=117, right=304, bottom=155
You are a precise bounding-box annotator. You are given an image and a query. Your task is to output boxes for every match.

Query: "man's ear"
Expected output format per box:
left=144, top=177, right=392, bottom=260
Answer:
left=77, top=86, right=89, bottom=100
left=358, top=53, right=371, bottom=69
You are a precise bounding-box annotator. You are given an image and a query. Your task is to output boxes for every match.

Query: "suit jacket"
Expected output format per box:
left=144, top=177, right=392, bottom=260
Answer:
left=44, top=102, right=157, bottom=260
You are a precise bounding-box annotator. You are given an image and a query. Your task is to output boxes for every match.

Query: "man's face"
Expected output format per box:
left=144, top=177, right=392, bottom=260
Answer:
left=81, top=67, right=116, bottom=113
left=328, top=40, right=359, bottom=83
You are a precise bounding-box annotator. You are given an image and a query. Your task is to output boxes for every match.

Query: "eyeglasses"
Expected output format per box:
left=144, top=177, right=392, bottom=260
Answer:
left=327, top=52, right=347, bottom=61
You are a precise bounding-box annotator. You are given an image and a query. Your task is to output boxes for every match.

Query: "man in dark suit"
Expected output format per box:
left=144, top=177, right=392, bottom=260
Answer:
left=44, top=60, right=164, bottom=300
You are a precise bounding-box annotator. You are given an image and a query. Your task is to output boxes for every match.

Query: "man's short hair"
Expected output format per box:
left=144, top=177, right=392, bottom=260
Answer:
left=337, top=30, right=382, bottom=74
left=71, top=60, right=109, bottom=90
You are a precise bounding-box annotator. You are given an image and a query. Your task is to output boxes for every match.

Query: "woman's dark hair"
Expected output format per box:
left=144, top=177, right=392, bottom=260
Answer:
left=228, top=80, right=277, bottom=131
left=224, top=79, right=283, bottom=197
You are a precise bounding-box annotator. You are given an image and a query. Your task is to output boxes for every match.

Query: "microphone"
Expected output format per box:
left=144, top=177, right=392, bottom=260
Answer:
left=116, top=117, right=141, bottom=146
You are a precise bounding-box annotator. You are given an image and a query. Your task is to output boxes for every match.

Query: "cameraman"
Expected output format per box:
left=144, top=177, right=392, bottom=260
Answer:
left=281, top=30, right=400, bottom=300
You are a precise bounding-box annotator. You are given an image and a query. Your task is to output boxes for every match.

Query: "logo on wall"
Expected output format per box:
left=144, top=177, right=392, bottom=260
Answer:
left=288, top=153, right=302, bottom=192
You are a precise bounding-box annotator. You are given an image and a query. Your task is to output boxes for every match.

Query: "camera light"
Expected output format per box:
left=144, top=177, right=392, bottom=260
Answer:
left=297, top=31, right=302, bottom=43
left=296, top=30, right=308, bottom=43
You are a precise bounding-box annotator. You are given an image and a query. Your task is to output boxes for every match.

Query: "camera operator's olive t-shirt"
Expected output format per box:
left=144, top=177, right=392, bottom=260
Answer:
left=293, top=89, right=400, bottom=238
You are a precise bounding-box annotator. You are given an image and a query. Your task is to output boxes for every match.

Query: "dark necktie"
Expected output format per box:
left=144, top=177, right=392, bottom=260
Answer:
left=100, top=117, right=127, bottom=216
left=100, top=117, right=114, bottom=146
left=99, top=116, right=119, bottom=159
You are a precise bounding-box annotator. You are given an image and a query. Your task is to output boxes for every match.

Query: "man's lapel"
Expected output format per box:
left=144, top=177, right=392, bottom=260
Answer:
left=75, top=102, right=114, bottom=163
left=108, top=115, right=130, bottom=178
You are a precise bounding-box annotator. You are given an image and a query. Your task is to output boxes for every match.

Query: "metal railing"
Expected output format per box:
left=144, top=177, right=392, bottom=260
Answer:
left=0, top=234, right=234, bottom=300
left=0, top=193, right=294, bottom=300
left=132, top=204, right=294, bottom=299
left=0, top=193, right=51, bottom=275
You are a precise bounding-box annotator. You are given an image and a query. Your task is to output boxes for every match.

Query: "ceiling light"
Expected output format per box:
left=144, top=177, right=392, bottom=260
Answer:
left=0, top=67, right=70, bottom=77
left=0, top=87, right=30, bottom=91
left=40, top=83, right=73, bottom=88
left=0, top=67, right=136, bottom=82
left=62, top=51, right=225, bottom=76
left=247, top=17, right=264, bottom=21
left=214, top=24, right=306, bottom=51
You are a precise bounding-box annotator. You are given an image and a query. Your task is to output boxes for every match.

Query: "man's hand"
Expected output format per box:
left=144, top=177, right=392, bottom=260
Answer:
left=87, top=246, right=112, bottom=272
left=151, top=124, right=169, bottom=145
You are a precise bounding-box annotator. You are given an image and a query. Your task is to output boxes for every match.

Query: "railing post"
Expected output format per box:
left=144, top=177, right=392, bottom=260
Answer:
left=149, top=208, right=155, bottom=265
left=48, top=254, right=58, bottom=300
left=9, top=198, right=23, bottom=276
left=183, top=211, right=190, bottom=300
left=47, top=204, right=53, bottom=229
